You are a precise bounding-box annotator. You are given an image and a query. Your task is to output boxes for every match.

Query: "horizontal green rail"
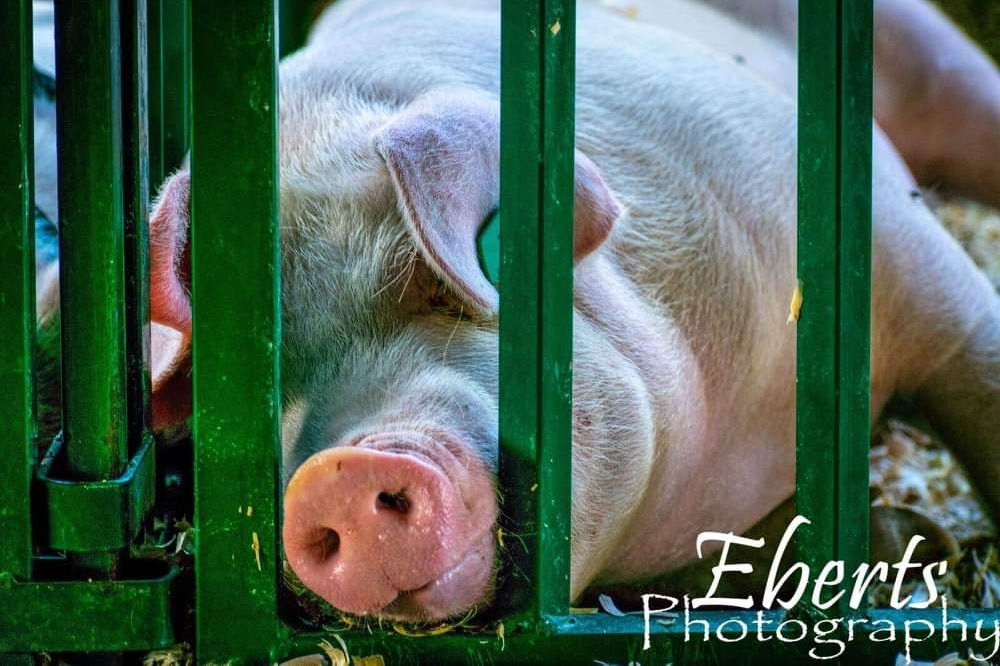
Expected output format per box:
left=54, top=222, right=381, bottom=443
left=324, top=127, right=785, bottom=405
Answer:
left=278, top=608, right=998, bottom=664
left=0, top=564, right=180, bottom=653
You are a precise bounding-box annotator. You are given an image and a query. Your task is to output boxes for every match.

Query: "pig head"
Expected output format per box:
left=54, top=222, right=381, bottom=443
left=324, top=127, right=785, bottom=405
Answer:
left=147, top=86, right=648, bottom=621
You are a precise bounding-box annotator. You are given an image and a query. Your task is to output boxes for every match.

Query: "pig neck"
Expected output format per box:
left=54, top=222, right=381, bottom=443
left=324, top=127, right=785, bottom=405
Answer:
left=573, top=247, right=794, bottom=586
left=572, top=252, right=718, bottom=581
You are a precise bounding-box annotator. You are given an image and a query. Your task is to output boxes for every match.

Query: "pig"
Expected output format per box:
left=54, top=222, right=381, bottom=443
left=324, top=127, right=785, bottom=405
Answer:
left=692, top=0, right=1000, bottom=209
left=37, top=0, right=1000, bottom=622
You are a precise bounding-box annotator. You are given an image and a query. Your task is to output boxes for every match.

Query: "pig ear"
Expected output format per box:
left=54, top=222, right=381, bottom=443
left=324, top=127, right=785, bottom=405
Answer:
left=374, top=92, right=622, bottom=315
left=149, top=171, right=193, bottom=432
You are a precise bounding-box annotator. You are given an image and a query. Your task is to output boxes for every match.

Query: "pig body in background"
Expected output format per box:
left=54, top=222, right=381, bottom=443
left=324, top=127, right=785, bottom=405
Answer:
left=692, top=0, right=1000, bottom=208
left=37, top=0, right=1000, bottom=622
left=271, top=0, right=999, bottom=620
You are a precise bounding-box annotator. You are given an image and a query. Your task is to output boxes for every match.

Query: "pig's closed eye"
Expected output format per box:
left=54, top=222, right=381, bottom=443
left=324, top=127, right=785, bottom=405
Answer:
left=428, top=278, right=466, bottom=318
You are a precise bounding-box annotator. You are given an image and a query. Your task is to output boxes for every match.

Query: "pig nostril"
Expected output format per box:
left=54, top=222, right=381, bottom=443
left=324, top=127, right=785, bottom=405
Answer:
left=316, top=528, right=340, bottom=561
left=376, top=490, right=410, bottom=515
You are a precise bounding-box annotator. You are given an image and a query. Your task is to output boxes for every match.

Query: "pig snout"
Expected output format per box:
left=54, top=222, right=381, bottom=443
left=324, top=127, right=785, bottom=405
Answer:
left=282, top=432, right=498, bottom=621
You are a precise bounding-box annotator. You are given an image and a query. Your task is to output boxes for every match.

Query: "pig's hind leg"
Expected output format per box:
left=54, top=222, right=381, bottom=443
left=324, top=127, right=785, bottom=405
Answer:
left=871, top=0, right=1000, bottom=209
left=913, top=299, right=1000, bottom=518
left=698, top=0, right=1000, bottom=207
left=875, top=182, right=1000, bottom=520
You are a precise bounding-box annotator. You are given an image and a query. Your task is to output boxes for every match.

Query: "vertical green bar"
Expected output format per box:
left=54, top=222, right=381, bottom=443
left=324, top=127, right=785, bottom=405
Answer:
left=0, top=0, right=36, bottom=581
left=54, top=0, right=129, bottom=482
left=499, top=0, right=576, bottom=622
left=537, top=0, right=576, bottom=618
left=121, top=0, right=153, bottom=448
left=148, top=0, right=190, bottom=185
left=164, top=0, right=190, bottom=172
left=147, top=0, right=165, bottom=188
left=190, top=1, right=281, bottom=661
left=796, top=0, right=873, bottom=610
left=164, top=0, right=191, bottom=176
left=279, top=0, right=312, bottom=57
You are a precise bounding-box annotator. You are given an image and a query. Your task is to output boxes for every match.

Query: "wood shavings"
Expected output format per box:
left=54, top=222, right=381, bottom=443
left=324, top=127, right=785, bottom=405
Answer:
left=280, top=657, right=326, bottom=666
left=787, top=282, right=802, bottom=323
left=252, top=531, right=262, bottom=571
left=317, top=637, right=349, bottom=666
left=933, top=194, right=1000, bottom=290
left=142, top=644, right=192, bottom=666
left=598, top=593, right=627, bottom=616
left=869, top=416, right=997, bottom=608
left=894, top=652, right=966, bottom=666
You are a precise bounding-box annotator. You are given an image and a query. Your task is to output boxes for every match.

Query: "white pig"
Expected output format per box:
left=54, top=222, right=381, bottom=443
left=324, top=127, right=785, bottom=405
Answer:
left=131, top=0, right=1000, bottom=621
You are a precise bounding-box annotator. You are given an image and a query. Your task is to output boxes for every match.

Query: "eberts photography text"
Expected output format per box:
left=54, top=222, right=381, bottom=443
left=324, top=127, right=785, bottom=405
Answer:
left=639, top=516, right=1000, bottom=662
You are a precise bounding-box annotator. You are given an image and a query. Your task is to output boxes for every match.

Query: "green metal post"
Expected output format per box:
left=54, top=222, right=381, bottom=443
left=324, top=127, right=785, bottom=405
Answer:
left=148, top=0, right=190, bottom=185
left=147, top=0, right=165, bottom=188
left=0, top=0, right=36, bottom=583
left=796, top=0, right=874, bottom=613
left=498, top=0, right=576, bottom=625
left=190, top=1, right=282, bottom=661
left=54, top=1, right=129, bottom=484
left=279, top=0, right=313, bottom=57
left=121, top=0, right=153, bottom=450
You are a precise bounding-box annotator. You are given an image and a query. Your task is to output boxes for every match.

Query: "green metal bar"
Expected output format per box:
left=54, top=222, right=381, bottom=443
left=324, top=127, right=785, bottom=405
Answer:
left=0, top=0, right=36, bottom=582
left=498, top=0, right=543, bottom=625
left=55, top=0, right=130, bottom=587
left=280, top=607, right=994, bottom=663
left=147, top=0, right=191, bottom=186
left=190, top=1, right=281, bottom=661
left=121, top=0, right=153, bottom=450
left=37, top=434, right=156, bottom=552
left=536, top=0, right=576, bottom=619
left=147, top=0, right=165, bottom=191
left=279, top=0, right=313, bottom=57
left=54, top=0, right=129, bottom=482
left=796, top=0, right=873, bottom=613
left=498, top=0, right=577, bottom=625
left=0, top=565, right=179, bottom=653
left=147, top=0, right=192, bottom=190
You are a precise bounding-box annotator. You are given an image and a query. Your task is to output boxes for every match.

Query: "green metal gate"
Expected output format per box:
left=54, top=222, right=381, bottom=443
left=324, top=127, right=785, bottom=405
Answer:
left=0, top=0, right=994, bottom=662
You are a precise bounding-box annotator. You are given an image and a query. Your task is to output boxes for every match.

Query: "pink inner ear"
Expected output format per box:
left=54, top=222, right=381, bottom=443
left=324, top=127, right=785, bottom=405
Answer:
left=148, top=171, right=193, bottom=430
left=376, top=91, right=623, bottom=315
